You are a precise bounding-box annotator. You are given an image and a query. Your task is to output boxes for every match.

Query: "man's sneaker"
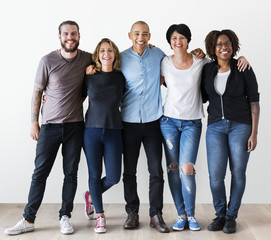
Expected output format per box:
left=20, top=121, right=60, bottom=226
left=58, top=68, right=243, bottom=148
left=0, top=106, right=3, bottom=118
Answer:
left=223, top=215, right=236, bottom=234
left=188, top=216, right=201, bottom=231
left=172, top=216, right=187, bottom=231
left=59, top=215, right=74, bottom=234
left=83, top=191, right=94, bottom=219
left=208, top=217, right=225, bottom=231
left=4, top=218, right=34, bottom=235
left=94, top=216, right=106, bottom=233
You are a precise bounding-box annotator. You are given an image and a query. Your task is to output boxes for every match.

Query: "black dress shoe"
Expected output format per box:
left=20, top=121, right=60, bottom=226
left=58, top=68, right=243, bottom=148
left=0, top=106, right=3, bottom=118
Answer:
left=150, top=213, right=170, bottom=233
left=123, top=212, right=139, bottom=229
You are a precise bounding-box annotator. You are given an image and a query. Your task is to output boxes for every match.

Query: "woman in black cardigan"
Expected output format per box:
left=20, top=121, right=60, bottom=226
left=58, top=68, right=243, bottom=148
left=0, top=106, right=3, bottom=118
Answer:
left=201, top=29, right=260, bottom=234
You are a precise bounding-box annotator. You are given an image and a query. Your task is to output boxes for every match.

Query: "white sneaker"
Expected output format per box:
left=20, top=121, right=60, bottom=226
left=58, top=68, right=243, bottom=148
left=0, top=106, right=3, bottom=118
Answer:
left=4, top=218, right=34, bottom=235
left=59, top=215, right=74, bottom=234
left=94, top=216, right=106, bottom=233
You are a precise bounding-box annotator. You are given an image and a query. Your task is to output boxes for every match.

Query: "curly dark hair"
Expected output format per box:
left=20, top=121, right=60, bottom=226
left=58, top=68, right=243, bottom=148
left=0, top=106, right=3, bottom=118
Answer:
left=205, top=29, right=240, bottom=61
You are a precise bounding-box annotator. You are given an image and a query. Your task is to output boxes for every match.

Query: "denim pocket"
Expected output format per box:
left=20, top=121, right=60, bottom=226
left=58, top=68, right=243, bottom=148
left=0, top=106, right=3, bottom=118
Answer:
left=159, top=116, right=169, bottom=125
left=190, top=119, right=202, bottom=127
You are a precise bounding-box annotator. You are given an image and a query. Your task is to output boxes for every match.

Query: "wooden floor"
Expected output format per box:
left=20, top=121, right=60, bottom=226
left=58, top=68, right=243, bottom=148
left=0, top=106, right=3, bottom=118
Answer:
left=0, top=203, right=271, bottom=240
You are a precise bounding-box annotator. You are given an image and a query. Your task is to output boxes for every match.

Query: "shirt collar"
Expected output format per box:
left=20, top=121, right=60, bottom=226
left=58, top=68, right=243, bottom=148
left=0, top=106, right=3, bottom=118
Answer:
left=129, top=45, right=150, bottom=57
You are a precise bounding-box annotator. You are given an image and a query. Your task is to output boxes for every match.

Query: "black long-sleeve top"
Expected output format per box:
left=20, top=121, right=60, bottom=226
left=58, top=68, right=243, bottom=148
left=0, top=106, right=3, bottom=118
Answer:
left=84, top=71, right=125, bottom=129
left=201, top=58, right=259, bottom=125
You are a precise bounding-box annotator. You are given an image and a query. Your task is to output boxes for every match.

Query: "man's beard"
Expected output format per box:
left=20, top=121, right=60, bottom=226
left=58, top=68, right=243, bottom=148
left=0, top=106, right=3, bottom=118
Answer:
left=61, top=40, right=79, bottom=53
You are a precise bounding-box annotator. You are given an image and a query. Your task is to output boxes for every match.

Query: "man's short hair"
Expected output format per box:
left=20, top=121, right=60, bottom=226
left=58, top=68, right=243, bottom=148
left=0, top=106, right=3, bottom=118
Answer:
left=130, top=21, right=149, bottom=32
left=58, top=20, right=79, bottom=34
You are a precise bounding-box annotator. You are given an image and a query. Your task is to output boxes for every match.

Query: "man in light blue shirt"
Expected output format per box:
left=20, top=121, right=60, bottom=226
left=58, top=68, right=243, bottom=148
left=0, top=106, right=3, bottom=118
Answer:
left=121, top=21, right=169, bottom=233
left=121, top=44, right=164, bottom=123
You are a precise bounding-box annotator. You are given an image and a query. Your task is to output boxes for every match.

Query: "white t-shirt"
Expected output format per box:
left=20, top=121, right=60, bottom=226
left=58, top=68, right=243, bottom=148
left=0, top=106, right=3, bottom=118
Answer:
left=161, top=55, right=209, bottom=120
left=214, top=70, right=231, bottom=95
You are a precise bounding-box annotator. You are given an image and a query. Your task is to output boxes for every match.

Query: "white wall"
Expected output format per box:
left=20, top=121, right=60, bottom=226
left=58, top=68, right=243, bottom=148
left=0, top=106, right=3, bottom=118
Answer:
left=1, top=0, right=270, bottom=206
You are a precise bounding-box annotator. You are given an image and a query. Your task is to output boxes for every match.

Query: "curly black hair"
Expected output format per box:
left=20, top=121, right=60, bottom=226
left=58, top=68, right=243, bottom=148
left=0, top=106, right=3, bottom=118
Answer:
left=205, top=29, right=240, bottom=61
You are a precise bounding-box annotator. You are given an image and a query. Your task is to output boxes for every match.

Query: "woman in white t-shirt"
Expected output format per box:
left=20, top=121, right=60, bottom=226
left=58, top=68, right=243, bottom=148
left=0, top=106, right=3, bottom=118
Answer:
left=160, top=23, right=208, bottom=231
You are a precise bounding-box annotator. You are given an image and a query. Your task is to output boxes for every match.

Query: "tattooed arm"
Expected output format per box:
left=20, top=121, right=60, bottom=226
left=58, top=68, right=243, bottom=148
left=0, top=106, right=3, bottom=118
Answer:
left=247, top=102, right=260, bottom=152
left=30, top=83, right=45, bottom=141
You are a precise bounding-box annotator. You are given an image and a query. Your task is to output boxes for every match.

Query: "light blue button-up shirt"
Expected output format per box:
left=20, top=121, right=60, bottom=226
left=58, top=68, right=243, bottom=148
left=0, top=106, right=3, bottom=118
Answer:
left=120, top=45, right=165, bottom=123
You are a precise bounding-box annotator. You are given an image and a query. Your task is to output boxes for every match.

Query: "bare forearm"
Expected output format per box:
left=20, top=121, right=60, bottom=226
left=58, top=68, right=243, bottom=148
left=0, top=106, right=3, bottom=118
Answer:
left=250, top=102, right=260, bottom=136
left=31, top=83, right=45, bottom=123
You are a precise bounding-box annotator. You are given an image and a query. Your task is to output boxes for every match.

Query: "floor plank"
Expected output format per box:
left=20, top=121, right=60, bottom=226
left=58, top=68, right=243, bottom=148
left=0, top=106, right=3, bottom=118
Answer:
left=0, top=203, right=270, bottom=240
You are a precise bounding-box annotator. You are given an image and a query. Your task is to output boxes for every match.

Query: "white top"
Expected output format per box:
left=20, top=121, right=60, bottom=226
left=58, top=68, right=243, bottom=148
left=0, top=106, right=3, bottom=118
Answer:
left=214, top=70, right=231, bottom=95
left=161, top=55, right=209, bottom=120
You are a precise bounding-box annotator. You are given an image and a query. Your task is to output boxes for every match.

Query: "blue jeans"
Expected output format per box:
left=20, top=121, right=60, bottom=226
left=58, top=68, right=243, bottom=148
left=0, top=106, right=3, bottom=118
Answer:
left=23, top=121, right=84, bottom=223
left=206, top=119, right=251, bottom=219
left=83, top=128, right=122, bottom=213
left=160, top=116, right=202, bottom=217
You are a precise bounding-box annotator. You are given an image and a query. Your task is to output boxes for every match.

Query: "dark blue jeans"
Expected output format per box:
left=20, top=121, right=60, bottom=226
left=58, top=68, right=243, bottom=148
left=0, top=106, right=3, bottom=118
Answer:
left=83, top=128, right=122, bottom=214
left=23, top=121, right=84, bottom=223
left=122, top=120, right=164, bottom=218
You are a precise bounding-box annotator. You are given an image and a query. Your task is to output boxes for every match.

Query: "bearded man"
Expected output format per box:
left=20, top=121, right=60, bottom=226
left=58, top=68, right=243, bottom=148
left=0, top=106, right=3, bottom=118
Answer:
left=5, top=20, right=92, bottom=235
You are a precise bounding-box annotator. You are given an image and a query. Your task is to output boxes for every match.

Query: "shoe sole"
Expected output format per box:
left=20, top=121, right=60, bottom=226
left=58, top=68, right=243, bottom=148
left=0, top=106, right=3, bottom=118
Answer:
left=94, top=228, right=106, bottom=233
left=223, top=228, right=236, bottom=234
left=5, top=227, right=34, bottom=235
left=83, top=192, right=94, bottom=220
left=172, top=226, right=184, bottom=231
left=150, top=223, right=170, bottom=233
left=123, top=223, right=139, bottom=230
left=189, top=227, right=201, bottom=231
left=61, top=229, right=74, bottom=234
left=208, top=226, right=224, bottom=231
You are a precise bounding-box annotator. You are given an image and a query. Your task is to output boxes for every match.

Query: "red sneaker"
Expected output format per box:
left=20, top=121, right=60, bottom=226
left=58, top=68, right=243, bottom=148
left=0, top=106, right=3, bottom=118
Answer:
left=94, top=216, right=106, bottom=233
left=83, top=191, right=94, bottom=219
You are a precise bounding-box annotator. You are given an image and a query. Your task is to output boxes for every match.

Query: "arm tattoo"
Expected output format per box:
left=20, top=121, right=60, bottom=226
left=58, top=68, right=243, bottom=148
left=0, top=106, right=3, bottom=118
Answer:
left=250, top=102, right=260, bottom=116
left=31, top=83, right=45, bottom=123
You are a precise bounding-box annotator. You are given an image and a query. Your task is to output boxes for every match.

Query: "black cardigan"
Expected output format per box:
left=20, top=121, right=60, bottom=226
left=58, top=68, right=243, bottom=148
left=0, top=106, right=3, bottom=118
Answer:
left=201, top=58, right=259, bottom=125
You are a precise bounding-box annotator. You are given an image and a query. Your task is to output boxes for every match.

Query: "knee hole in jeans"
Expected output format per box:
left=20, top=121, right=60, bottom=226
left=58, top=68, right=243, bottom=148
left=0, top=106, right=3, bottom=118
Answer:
left=181, top=163, right=195, bottom=175
left=167, top=162, right=179, bottom=173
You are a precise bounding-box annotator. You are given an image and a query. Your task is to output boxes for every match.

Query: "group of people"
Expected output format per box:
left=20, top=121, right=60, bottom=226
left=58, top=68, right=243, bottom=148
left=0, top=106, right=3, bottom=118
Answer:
left=4, top=19, right=260, bottom=236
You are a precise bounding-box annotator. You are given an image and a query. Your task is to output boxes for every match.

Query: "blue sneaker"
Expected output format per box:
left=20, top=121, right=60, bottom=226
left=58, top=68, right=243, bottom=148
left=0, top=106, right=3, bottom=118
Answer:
left=172, top=217, right=187, bottom=231
left=188, top=217, right=200, bottom=231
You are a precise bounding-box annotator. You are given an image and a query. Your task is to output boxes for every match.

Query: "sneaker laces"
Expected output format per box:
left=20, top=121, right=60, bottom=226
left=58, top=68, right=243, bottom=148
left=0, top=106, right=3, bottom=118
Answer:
left=14, top=219, right=27, bottom=229
left=61, top=216, right=73, bottom=229
left=96, top=216, right=105, bottom=228
left=188, top=217, right=197, bottom=223
left=225, top=215, right=235, bottom=223
left=176, top=217, right=185, bottom=223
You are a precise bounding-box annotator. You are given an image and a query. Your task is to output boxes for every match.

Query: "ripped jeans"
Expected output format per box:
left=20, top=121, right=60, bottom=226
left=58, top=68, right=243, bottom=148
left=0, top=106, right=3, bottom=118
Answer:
left=160, top=116, right=202, bottom=217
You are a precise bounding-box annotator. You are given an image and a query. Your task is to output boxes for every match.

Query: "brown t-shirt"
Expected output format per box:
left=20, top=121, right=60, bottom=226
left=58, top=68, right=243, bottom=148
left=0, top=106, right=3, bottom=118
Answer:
left=35, top=49, right=92, bottom=124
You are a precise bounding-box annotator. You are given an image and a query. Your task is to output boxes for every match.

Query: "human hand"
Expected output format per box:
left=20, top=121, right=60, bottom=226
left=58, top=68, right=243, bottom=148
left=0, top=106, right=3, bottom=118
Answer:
left=86, top=65, right=96, bottom=75
left=191, top=48, right=206, bottom=59
left=237, top=56, right=251, bottom=72
left=42, top=95, right=47, bottom=104
left=30, top=121, right=40, bottom=141
left=148, top=43, right=155, bottom=48
left=247, top=134, right=257, bottom=152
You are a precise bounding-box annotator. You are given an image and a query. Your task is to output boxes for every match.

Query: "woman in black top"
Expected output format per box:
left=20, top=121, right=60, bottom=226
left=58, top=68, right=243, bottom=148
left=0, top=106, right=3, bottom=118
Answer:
left=83, top=38, right=125, bottom=233
left=201, top=29, right=260, bottom=234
